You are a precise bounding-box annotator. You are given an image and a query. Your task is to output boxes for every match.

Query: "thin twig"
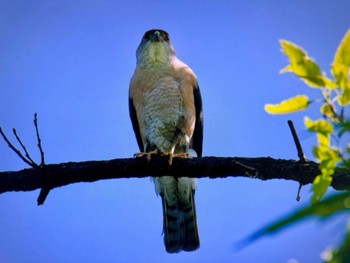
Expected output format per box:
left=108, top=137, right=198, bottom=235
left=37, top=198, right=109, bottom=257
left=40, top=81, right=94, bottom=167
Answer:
left=288, top=120, right=307, bottom=162
left=0, top=127, right=37, bottom=169
left=296, top=183, right=302, bottom=202
left=13, top=128, right=39, bottom=169
left=33, top=113, right=49, bottom=205
left=287, top=120, right=308, bottom=202
left=34, top=113, right=45, bottom=166
left=37, top=188, right=50, bottom=206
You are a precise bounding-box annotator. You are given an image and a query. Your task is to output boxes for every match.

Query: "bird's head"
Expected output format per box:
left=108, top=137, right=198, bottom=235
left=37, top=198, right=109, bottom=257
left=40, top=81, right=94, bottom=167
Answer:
left=136, top=29, right=176, bottom=67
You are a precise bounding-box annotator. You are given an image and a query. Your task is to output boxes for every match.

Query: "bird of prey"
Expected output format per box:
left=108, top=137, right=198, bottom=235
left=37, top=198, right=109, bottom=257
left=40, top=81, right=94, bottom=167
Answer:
left=129, top=29, right=203, bottom=253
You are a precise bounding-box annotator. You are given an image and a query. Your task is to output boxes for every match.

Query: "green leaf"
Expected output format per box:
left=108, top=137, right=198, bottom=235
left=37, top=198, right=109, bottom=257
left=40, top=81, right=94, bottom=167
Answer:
left=265, top=95, right=310, bottom=114
left=325, top=228, right=350, bottom=263
left=332, top=30, right=350, bottom=89
left=334, top=30, right=350, bottom=65
left=238, top=192, right=350, bottom=247
left=317, top=133, right=331, bottom=148
left=312, top=145, right=341, bottom=202
left=312, top=173, right=333, bottom=203
left=321, top=103, right=337, bottom=119
left=280, top=40, right=331, bottom=88
left=323, top=77, right=338, bottom=89
left=306, top=117, right=340, bottom=202
left=338, top=122, right=350, bottom=137
left=333, top=30, right=350, bottom=66
left=304, top=117, right=334, bottom=135
left=343, top=158, right=350, bottom=168
left=313, top=144, right=341, bottom=161
left=339, top=82, right=350, bottom=106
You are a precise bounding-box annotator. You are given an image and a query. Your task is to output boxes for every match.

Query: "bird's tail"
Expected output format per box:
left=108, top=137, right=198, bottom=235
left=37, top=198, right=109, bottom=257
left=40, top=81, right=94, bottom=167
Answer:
left=159, top=177, right=200, bottom=253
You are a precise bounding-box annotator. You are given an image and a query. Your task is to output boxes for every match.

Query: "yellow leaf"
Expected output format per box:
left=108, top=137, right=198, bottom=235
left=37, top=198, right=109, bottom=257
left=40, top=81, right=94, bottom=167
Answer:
left=332, top=30, right=350, bottom=89
left=280, top=40, right=306, bottom=64
left=321, top=76, right=338, bottom=89
left=333, top=30, right=350, bottom=70
left=313, top=145, right=341, bottom=163
left=265, top=95, right=309, bottom=114
left=320, top=104, right=336, bottom=119
left=280, top=40, right=328, bottom=88
left=339, top=81, right=350, bottom=106
left=311, top=146, right=341, bottom=203
left=312, top=173, right=333, bottom=203
left=304, top=117, right=334, bottom=135
left=316, top=133, right=330, bottom=148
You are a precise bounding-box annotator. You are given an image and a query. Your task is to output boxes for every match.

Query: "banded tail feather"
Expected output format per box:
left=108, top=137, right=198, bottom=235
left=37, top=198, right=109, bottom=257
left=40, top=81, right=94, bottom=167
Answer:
left=160, top=182, right=200, bottom=253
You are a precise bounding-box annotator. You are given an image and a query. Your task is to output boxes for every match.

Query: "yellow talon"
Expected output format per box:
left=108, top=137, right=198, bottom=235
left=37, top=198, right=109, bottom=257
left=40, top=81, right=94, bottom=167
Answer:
left=161, top=152, right=188, bottom=166
left=134, top=150, right=159, bottom=161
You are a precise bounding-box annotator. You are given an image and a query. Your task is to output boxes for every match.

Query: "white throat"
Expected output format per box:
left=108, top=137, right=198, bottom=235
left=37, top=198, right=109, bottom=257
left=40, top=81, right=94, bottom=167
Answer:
left=137, top=42, right=176, bottom=68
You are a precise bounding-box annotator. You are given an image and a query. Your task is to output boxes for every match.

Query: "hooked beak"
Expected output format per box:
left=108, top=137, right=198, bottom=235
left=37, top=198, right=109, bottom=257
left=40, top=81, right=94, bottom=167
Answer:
left=150, top=31, right=161, bottom=42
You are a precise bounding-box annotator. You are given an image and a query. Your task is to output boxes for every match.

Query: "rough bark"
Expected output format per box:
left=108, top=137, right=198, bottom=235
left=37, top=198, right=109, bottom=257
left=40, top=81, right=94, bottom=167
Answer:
left=1, top=156, right=349, bottom=196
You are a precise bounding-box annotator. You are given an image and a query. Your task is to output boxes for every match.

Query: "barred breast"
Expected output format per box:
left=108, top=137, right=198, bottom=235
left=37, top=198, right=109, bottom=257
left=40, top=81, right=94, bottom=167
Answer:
left=142, top=76, right=185, bottom=152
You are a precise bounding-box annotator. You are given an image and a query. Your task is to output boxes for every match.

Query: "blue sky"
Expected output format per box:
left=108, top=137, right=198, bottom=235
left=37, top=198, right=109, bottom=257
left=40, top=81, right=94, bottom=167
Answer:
left=0, top=1, right=349, bottom=262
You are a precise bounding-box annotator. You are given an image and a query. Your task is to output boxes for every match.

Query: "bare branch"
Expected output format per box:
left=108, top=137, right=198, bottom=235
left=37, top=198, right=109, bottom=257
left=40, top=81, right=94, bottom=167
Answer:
left=0, top=156, right=349, bottom=196
left=37, top=188, right=50, bottom=205
left=287, top=120, right=308, bottom=201
left=1, top=117, right=349, bottom=206
left=12, top=128, right=40, bottom=169
left=288, top=120, right=307, bottom=162
left=296, top=183, right=303, bottom=201
left=33, top=113, right=45, bottom=166
left=1, top=115, right=48, bottom=204
left=33, top=113, right=49, bottom=205
left=0, top=127, right=38, bottom=169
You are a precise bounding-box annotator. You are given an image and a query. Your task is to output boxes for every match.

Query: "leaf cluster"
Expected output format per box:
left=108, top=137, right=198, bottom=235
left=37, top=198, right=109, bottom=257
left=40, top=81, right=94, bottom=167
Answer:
left=261, top=30, right=350, bottom=262
left=265, top=30, right=350, bottom=201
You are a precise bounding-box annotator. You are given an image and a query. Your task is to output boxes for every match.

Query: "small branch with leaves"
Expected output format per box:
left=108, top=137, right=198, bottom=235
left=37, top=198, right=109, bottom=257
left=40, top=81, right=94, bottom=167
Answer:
left=259, top=30, right=350, bottom=261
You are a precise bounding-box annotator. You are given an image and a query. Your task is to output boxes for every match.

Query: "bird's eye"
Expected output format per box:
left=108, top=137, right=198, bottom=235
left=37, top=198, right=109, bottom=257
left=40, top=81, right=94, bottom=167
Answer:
left=143, top=33, right=150, bottom=40
left=164, top=34, right=170, bottom=42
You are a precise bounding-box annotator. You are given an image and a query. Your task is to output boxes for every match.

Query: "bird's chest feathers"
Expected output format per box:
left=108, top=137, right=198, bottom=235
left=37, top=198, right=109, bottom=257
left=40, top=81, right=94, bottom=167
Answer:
left=143, top=77, right=185, bottom=130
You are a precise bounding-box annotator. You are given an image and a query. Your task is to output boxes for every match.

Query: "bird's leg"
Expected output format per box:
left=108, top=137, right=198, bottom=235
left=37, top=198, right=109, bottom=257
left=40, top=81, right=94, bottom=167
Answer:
left=161, top=132, right=189, bottom=165
left=161, top=152, right=188, bottom=166
left=134, top=149, right=159, bottom=161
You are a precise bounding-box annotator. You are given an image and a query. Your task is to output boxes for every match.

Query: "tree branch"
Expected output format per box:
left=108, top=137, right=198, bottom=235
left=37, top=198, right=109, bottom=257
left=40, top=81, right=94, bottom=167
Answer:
left=287, top=120, right=307, bottom=162
left=0, top=128, right=39, bottom=169
left=33, top=113, right=45, bottom=166
left=1, top=116, right=349, bottom=204
left=287, top=120, right=307, bottom=201
left=1, top=156, right=349, bottom=195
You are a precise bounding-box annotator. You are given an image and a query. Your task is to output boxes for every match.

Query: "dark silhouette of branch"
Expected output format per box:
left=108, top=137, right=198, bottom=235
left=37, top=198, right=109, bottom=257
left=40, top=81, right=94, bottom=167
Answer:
left=0, top=127, right=39, bottom=169
left=0, top=113, right=50, bottom=205
left=287, top=120, right=307, bottom=201
left=288, top=120, right=307, bottom=163
left=33, top=113, right=45, bottom=166
left=0, top=156, right=349, bottom=195
left=13, top=128, right=40, bottom=169
left=33, top=113, right=49, bottom=205
left=1, top=116, right=349, bottom=205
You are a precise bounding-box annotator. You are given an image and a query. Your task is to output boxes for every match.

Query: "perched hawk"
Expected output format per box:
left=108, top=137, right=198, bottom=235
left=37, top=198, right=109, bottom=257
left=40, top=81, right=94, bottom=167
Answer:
left=129, top=29, right=203, bottom=253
